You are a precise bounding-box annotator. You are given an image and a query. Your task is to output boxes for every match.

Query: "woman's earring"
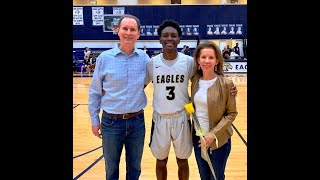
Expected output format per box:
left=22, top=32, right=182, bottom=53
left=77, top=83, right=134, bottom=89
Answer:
left=198, top=65, right=201, bottom=70
left=214, top=65, right=217, bottom=72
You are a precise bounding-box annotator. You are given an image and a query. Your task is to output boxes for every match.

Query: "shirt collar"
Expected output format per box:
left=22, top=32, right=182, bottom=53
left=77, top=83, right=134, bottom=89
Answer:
left=111, top=45, right=139, bottom=56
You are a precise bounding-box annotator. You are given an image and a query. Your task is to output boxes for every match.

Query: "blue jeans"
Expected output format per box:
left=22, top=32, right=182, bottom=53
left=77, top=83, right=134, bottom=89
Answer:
left=192, top=131, right=231, bottom=180
left=101, top=111, right=146, bottom=180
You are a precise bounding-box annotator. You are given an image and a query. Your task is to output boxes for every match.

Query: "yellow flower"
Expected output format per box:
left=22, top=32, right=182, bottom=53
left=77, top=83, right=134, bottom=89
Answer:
left=195, top=130, right=204, bottom=136
left=185, top=103, right=195, bottom=115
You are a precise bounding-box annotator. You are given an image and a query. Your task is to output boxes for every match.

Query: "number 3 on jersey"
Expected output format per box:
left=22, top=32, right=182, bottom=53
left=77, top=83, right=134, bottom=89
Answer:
left=166, top=86, right=175, bottom=100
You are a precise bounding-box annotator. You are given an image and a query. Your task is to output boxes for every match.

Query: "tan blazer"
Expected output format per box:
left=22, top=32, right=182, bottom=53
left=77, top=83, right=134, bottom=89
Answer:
left=191, top=74, right=238, bottom=150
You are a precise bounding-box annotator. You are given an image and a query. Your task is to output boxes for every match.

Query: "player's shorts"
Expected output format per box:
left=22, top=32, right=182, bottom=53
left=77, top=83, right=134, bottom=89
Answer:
left=149, top=109, right=192, bottom=160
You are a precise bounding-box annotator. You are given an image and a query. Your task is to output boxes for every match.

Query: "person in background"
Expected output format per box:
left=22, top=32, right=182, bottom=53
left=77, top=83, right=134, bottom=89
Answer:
left=84, top=47, right=91, bottom=61
left=191, top=41, right=238, bottom=180
left=222, top=46, right=230, bottom=59
left=81, top=47, right=91, bottom=75
left=226, top=45, right=232, bottom=53
left=233, top=43, right=240, bottom=56
left=73, top=52, right=78, bottom=72
left=88, top=53, right=97, bottom=73
left=88, top=14, right=151, bottom=180
left=230, top=48, right=239, bottom=59
left=143, top=45, right=152, bottom=58
left=184, top=46, right=191, bottom=56
left=180, top=45, right=187, bottom=54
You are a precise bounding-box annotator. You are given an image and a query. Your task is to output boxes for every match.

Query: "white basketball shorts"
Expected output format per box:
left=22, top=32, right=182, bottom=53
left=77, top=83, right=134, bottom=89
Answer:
left=149, top=110, right=192, bottom=160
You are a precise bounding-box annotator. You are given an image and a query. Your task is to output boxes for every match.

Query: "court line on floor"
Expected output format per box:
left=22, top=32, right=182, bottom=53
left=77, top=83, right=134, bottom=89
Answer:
left=73, top=146, right=102, bottom=159
left=73, top=104, right=88, bottom=108
left=73, top=154, right=104, bottom=180
left=232, top=124, right=247, bottom=146
left=73, top=104, right=80, bottom=108
left=73, top=125, right=246, bottom=179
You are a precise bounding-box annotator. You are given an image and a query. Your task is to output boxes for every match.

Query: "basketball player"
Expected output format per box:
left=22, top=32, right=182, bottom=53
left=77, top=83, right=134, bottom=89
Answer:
left=145, top=19, right=192, bottom=180
left=145, top=19, right=238, bottom=180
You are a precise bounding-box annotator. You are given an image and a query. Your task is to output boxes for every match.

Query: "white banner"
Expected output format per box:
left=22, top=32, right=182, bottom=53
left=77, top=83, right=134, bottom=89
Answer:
left=113, top=7, right=125, bottom=15
left=73, top=7, right=84, bottom=25
left=92, top=7, right=104, bottom=26
left=223, top=61, right=247, bottom=73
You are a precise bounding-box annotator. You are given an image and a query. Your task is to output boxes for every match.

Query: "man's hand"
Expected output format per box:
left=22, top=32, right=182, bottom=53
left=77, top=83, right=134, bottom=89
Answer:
left=92, top=125, right=102, bottom=138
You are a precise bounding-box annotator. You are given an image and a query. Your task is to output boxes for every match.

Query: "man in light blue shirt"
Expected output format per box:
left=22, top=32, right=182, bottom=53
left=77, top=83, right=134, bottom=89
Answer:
left=88, top=14, right=151, bottom=180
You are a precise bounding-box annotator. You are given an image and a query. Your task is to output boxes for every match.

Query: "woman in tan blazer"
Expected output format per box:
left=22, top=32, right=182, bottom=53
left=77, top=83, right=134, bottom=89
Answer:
left=190, top=41, right=238, bottom=180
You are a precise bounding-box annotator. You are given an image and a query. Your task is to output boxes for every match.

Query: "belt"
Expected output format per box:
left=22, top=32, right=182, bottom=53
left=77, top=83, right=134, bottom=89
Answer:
left=103, top=109, right=144, bottom=119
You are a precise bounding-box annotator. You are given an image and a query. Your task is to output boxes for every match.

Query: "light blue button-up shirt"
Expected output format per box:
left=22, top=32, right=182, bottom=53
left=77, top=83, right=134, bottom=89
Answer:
left=88, top=46, right=151, bottom=126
